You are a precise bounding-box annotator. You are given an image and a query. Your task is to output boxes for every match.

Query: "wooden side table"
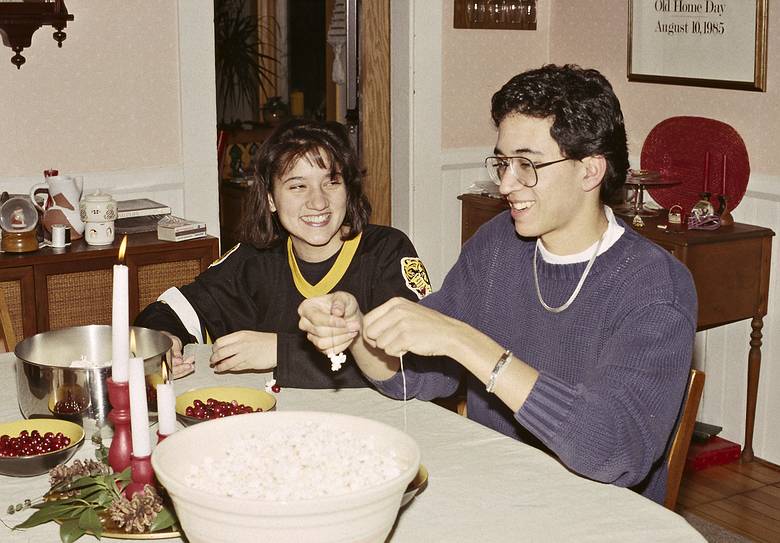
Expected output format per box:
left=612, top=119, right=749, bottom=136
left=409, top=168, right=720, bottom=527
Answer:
left=458, top=193, right=775, bottom=462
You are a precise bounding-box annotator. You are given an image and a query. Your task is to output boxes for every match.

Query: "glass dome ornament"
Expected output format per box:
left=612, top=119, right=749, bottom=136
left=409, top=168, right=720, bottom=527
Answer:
left=0, top=197, right=39, bottom=252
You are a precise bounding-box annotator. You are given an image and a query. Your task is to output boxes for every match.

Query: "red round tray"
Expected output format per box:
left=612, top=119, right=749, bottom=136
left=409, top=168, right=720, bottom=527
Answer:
left=641, top=116, right=750, bottom=213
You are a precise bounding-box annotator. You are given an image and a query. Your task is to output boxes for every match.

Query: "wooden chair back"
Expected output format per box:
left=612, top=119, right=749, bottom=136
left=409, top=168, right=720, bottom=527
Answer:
left=452, top=367, right=705, bottom=511
left=665, top=368, right=705, bottom=510
left=0, top=287, right=17, bottom=353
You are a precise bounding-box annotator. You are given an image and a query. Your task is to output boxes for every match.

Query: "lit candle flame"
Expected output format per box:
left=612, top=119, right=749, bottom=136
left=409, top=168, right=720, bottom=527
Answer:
left=118, top=235, right=128, bottom=263
left=129, top=329, right=137, bottom=358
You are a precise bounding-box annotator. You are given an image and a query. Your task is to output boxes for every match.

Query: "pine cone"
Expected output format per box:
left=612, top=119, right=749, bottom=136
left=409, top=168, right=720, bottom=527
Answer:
left=107, top=485, right=163, bottom=533
left=48, top=464, right=70, bottom=487
left=86, top=459, right=111, bottom=477
left=48, top=459, right=110, bottom=487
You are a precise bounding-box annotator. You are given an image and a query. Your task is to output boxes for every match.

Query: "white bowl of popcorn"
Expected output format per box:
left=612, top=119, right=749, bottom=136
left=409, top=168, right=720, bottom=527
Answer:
left=151, top=411, right=420, bottom=543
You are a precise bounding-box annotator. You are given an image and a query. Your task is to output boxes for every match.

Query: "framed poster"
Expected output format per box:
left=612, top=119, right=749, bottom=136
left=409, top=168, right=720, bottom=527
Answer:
left=628, top=0, right=768, bottom=91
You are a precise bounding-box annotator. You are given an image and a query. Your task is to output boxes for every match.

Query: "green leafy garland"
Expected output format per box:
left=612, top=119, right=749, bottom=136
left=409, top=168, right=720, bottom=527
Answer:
left=5, top=438, right=178, bottom=542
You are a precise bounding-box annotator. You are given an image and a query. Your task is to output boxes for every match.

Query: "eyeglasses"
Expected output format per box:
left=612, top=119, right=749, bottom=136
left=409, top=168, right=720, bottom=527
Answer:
left=484, top=156, right=572, bottom=187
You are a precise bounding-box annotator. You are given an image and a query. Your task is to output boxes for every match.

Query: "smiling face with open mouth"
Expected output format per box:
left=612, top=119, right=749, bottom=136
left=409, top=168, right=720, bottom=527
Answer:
left=269, top=151, right=348, bottom=263
left=495, top=114, right=605, bottom=255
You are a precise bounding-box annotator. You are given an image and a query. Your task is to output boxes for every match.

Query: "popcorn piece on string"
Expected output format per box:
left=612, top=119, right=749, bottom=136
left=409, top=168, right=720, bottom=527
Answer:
left=329, top=351, right=347, bottom=372
left=264, top=378, right=276, bottom=393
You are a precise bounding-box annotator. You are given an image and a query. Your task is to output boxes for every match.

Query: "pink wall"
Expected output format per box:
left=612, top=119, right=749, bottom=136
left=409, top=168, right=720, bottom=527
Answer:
left=441, top=1, right=550, bottom=149
left=442, top=0, right=779, bottom=177
left=549, top=1, right=779, bottom=176
left=0, top=1, right=181, bottom=176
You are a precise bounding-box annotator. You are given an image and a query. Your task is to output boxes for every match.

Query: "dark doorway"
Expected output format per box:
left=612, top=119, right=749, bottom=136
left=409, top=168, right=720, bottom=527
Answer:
left=288, top=0, right=327, bottom=120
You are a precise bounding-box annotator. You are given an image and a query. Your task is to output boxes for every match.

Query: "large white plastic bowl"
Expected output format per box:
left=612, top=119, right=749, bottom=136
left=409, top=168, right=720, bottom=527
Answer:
left=151, top=411, right=420, bottom=543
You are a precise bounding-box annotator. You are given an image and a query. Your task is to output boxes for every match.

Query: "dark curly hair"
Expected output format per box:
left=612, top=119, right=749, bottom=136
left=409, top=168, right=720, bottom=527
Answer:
left=491, top=64, right=629, bottom=205
left=240, top=118, right=371, bottom=248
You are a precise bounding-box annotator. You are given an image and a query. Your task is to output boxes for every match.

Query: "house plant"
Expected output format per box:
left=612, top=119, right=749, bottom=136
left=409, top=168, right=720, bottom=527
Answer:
left=214, top=0, right=280, bottom=127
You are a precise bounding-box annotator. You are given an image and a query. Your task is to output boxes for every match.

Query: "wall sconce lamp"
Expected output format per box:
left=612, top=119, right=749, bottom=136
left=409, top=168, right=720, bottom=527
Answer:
left=0, top=0, right=74, bottom=69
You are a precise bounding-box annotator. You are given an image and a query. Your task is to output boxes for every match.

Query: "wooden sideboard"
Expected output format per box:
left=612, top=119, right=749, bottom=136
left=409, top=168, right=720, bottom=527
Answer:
left=219, top=180, right=250, bottom=251
left=217, top=127, right=274, bottom=251
left=0, top=233, right=219, bottom=343
left=458, top=193, right=774, bottom=462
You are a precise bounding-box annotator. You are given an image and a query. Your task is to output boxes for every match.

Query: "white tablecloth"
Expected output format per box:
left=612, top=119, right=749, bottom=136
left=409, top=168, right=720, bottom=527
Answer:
left=0, top=346, right=704, bottom=542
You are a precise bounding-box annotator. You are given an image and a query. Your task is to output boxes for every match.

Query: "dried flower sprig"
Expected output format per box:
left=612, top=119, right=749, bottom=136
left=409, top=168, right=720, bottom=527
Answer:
left=7, top=458, right=177, bottom=542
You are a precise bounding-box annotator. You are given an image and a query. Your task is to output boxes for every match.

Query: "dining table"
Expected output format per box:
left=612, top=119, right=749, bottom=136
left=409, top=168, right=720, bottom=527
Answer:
left=0, top=345, right=705, bottom=542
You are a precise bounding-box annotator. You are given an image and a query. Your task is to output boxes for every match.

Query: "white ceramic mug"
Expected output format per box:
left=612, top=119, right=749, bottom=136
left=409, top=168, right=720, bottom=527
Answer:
left=80, top=191, right=117, bottom=223
left=84, top=221, right=114, bottom=246
left=80, top=191, right=117, bottom=246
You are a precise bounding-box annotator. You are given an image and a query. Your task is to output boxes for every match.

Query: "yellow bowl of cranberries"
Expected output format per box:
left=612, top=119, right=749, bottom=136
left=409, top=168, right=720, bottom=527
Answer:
left=0, top=418, right=84, bottom=477
left=176, top=386, right=276, bottom=427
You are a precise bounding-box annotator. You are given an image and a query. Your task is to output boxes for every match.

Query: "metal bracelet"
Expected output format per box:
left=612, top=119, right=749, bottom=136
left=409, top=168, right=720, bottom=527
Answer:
left=486, top=349, right=513, bottom=394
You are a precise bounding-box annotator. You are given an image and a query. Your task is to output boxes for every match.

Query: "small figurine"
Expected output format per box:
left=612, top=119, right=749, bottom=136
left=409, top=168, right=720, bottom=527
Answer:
left=10, top=207, right=26, bottom=229
left=717, top=194, right=734, bottom=227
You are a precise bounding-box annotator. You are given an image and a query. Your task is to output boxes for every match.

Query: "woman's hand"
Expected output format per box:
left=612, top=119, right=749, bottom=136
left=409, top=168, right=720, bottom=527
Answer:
left=298, top=292, right=361, bottom=354
left=209, top=330, right=277, bottom=373
left=160, top=331, right=195, bottom=379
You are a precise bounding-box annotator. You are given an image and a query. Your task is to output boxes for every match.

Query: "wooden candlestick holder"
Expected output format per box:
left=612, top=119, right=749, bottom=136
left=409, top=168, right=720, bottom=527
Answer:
left=107, top=378, right=132, bottom=474
left=125, top=454, right=155, bottom=498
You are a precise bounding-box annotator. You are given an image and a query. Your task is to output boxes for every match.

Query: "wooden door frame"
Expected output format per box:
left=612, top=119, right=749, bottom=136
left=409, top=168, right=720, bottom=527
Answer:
left=264, top=0, right=391, bottom=224
left=359, top=0, right=391, bottom=225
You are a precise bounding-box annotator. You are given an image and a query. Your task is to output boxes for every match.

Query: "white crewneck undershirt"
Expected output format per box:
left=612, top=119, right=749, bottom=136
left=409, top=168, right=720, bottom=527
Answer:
left=537, top=206, right=625, bottom=264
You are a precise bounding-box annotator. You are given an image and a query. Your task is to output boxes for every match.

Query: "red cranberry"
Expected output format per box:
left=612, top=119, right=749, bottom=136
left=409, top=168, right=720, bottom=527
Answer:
left=271, top=385, right=281, bottom=393
left=53, top=394, right=85, bottom=415
left=185, top=398, right=262, bottom=420
left=0, top=429, right=71, bottom=457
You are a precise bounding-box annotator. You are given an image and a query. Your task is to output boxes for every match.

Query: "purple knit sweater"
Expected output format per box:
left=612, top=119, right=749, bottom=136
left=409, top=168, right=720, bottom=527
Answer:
left=373, top=211, right=697, bottom=503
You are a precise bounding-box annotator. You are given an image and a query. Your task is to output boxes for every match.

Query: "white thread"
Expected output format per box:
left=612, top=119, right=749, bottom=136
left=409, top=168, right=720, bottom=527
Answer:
left=400, top=353, right=407, bottom=433
left=329, top=309, right=346, bottom=371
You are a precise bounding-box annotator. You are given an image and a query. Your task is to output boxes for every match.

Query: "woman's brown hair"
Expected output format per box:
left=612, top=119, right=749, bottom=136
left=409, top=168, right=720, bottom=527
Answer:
left=240, top=119, right=371, bottom=248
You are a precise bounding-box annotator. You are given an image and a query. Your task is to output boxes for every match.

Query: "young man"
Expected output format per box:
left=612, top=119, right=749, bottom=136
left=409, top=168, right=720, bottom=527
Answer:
left=299, top=65, right=697, bottom=503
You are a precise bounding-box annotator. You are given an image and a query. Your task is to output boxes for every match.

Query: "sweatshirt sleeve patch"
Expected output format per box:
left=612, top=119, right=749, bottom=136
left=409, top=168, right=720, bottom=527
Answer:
left=401, top=257, right=432, bottom=299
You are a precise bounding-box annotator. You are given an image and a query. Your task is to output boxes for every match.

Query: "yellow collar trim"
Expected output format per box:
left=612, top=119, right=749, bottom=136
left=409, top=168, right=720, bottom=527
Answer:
left=287, top=232, right=362, bottom=298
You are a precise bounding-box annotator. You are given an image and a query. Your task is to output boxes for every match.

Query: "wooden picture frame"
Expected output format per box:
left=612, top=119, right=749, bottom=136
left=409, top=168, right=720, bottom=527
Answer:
left=628, top=0, right=768, bottom=91
left=453, top=0, right=537, bottom=30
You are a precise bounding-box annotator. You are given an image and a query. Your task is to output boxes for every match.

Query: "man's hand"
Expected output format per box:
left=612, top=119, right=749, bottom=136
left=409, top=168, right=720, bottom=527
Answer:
left=160, top=331, right=195, bottom=379
left=210, top=330, right=277, bottom=373
left=298, top=292, right=361, bottom=355
left=363, top=297, right=461, bottom=358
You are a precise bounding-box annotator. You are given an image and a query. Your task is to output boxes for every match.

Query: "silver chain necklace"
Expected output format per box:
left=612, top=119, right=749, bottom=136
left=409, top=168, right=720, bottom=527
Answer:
left=533, top=233, right=605, bottom=314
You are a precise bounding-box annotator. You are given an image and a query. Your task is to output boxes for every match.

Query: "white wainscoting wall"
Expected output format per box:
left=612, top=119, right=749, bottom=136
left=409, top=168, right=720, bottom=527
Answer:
left=0, top=168, right=187, bottom=223
left=428, top=147, right=780, bottom=466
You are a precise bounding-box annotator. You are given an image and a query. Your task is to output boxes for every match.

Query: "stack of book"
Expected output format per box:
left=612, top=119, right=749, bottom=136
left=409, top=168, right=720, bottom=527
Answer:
left=157, top=215, right=207, bottom=242
left=115, top=199, right=171, bottom=234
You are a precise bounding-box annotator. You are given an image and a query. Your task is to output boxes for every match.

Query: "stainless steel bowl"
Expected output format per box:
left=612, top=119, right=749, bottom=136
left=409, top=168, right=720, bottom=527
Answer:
left=15, top=325, right=172, bottom=425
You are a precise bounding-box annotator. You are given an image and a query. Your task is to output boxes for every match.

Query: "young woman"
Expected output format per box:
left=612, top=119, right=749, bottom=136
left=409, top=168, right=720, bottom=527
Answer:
left=135, top=119, right=431, bottom=388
